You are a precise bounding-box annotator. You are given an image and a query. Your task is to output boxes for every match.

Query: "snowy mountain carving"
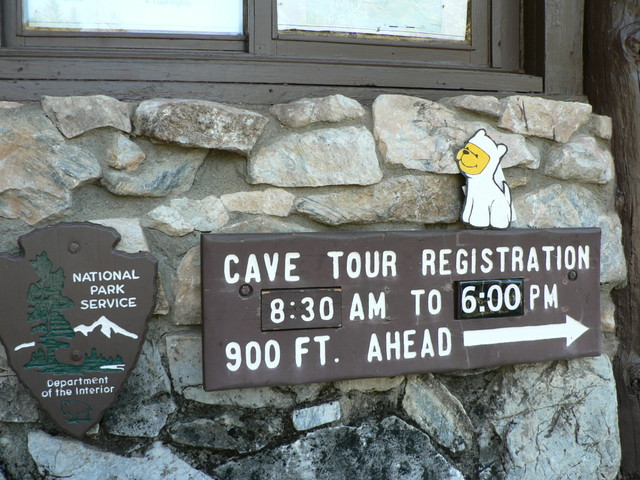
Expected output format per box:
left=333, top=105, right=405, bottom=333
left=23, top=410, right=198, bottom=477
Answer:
left=74, top=316, right=138, bottom=340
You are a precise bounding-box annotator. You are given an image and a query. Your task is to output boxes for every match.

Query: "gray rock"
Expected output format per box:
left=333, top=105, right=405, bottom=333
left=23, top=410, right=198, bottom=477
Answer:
left=544, top=134, right=613, bottom=184
left=90, top=218, right=150, bottom=253
left=589, top=114, right=613, bottom=140
left=403, top=375, right=474, bottom=453
left=498, top=96, right=592, bottom=143
left=133, top=98, right=268, bottom=155
left=440, top=94, right=504, bottom=118
left=101, top=139, right=207, bottom=197
left=213, top=416, right=464, bottom=480
left=247, top=126, right=383, bottom=187
left=169, top=413, right=284, bottom=453
left=145, top=195, right=229, bottom=236
left=91, top=218, right=170, bottom=315
left=42, top=95, right=132, bottom=138
left=513, top=184, right=627, bottom=286
left=295, top=175, right=462, bottom=226
left=221, top=188, right=295, bottom=217
left=0, top=343, right=9, bottom=376
left=102, top=341, right=176, bottom=437
left=334, top=376, right=404, bottom=393
left=0, top=108, right=102, bottom=224
left=0, top=101, right=22, bottom=109
left=173, top=246, right=201, bottom=325
left=292, top=401, right=341, bottom=431
left=28, top=430, right=213, bottom=480
left=373, top=94, right=539, bottom=173
left=478, top=356, right=620, bottom=480
left=0, top=376, right=39, bottom=422
left=270, top=94, right=365, bottom=128
left=221, top=217, right=313, bottom=234
left=108, top=134, right=146, bottom=171
left=601, top=292, right=616, bottom=332
left=165, top=334, right=294, bottom=408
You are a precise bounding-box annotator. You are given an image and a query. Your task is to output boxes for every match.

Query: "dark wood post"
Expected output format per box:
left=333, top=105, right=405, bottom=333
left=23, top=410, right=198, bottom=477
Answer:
left=585, top=1, right=640, bottom=474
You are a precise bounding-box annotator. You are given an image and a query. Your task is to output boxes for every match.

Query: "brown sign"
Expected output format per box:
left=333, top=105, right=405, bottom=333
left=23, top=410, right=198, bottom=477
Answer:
left=0, top=223, right=157, bottom=437
left=202, top=229, right=601, bottom=391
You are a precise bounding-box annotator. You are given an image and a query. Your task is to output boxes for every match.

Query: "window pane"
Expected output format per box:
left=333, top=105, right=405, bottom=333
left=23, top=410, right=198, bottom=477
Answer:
left=22, top=0, right=244, bottom=35
left=277, top=0, right=468, bottom=42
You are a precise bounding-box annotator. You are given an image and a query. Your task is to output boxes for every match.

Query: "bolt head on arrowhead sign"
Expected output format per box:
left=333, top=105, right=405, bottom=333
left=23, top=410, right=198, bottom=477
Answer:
left=0, top=223, right=157, bottom=437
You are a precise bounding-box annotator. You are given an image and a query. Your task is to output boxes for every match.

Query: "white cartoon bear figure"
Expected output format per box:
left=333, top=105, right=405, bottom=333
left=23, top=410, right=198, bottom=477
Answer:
left=456, top=129, right=515, bottom=229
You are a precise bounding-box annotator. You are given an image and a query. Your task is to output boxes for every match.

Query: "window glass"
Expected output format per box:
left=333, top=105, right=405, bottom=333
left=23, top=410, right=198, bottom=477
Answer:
left=277, top=0, right=468, bottom=42
left=22, top=0, right=244, bottom=35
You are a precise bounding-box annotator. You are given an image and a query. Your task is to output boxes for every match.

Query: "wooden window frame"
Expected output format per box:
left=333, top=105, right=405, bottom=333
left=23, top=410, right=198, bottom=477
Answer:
left=0, top=0, right=549, bottom=102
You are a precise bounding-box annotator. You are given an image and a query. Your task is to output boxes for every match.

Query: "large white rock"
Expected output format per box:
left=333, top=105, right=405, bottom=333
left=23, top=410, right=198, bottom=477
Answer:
left=403, top=375, right=474, bottom=453
left=0, top=108, right=102, bottom=224
left=373, top=94, right=539, bottom=173
left=248, top=126, right=383, bottom=187
left=270, top=94, right=365, bottom=128
left=165, top=334, right=295, bottom=408
left=145, top=195, right=229, bottom=236
left=295, top=174, right=462, bottom=225
left=134, top=98, right=268, bottom=155
left=42, top=95, right=132, bottom=138
left=544, top=134, right=614, bottom=184
left=499, top=96, right=592, bottom=143
left=513, top=184, right=627, bottom=286
left=478, top=356, right=620, bottom=480
left=221, top=188, right=295, bottom=217
left=28, top=430, right=213, bottom=480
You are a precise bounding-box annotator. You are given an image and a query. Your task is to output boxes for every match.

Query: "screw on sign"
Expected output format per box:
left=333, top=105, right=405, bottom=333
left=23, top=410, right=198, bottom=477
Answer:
left=0, top=223, right=157, bottom=437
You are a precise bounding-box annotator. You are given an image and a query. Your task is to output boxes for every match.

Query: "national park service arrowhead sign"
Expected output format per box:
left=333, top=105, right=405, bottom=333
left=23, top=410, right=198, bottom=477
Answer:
left=0, top=223, right=157, bottom=437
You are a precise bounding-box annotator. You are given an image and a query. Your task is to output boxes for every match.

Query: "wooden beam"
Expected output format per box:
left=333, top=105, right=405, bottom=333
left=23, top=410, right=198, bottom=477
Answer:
left=585, top=0, right=640, bottom=474
left=544, top=0, right=584, bottom=95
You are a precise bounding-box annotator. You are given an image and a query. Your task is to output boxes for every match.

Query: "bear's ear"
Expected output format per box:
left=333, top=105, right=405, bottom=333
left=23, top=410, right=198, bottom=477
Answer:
left=497, top=144, right=507, bottom=156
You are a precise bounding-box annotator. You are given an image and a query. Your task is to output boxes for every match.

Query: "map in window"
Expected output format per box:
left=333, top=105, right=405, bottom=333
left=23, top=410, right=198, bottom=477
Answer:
left=278, top=0, right=468, bottom=41
left=22, top=0, right=243, bottom=35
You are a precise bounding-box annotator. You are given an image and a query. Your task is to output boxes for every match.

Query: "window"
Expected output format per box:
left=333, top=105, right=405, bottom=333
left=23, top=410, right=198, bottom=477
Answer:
left=22, top=0, right=244, bottom=35
left=277, top=0, right=468, bottom=42
left=0, top=0, right=545, bottom=102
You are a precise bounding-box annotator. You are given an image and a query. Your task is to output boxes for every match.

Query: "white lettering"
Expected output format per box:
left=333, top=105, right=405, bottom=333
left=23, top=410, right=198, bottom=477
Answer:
left=530, top=284, right=541, bottom=311
left=578, top=245, right=590, bottom=270
left=284, top=252, right=301, bottom=281
left=438, top=328, right=452, bottom=356
left=314, top=335, right=330, bottom=366
left=386, top=331, right=401, bottom=360
left=411, top=289, right=425, bottom=315
left=369, top=292, right=386, bottom=319
left=496, top=246, right=510, bottom=273
left=349, top=293, right=365, bottom=321
left=346, top=252, right=361, bottom=278
left=295, top=337, right=310, bottom=367
left=403, top=329, right=417, bottom=359
left=422, top=249, right=436, bottom=276
left=544, top=284, right=558, bottom=309
left=327, top=251, right=344, bottom=279
left=421, top=330, right=435, bottom=358
left=224, top=255, right=240, bottom=284
left=481, top=248, right=493, bottom=273
left=367, top=333, right=383, bottom=362
left=263, top=253, right=279, bottom=281
left=439, top=248, right=452, bottom=275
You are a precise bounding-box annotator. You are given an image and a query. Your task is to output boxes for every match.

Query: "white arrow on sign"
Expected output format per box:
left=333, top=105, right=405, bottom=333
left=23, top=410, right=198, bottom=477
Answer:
left=463, top=315, right=589, bottom=348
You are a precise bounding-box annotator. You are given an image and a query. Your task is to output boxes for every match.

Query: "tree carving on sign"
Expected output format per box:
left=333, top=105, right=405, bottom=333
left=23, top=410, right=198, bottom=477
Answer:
left=0, top=223, right=157, bottom=437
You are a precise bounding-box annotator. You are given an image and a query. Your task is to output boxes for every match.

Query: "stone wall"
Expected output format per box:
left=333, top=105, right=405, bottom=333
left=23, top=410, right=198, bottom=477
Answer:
left=0, top=93, right=626, bottom=480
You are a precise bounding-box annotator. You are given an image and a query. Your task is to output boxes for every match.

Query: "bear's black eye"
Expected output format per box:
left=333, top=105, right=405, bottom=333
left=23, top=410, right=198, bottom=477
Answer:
left=463, top=148, right=478, bottom=158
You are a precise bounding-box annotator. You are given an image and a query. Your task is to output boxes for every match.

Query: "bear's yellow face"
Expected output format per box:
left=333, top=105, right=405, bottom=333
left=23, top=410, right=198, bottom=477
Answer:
left=456, top=142, right=490, bottom=175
